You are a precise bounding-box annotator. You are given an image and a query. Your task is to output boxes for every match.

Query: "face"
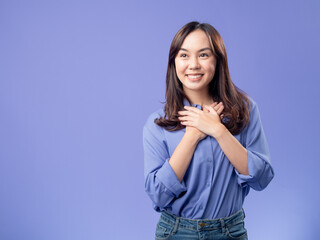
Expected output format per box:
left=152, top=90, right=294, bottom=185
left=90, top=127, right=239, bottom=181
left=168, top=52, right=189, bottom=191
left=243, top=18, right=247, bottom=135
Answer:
left=175, top=29, right=217, bottom=94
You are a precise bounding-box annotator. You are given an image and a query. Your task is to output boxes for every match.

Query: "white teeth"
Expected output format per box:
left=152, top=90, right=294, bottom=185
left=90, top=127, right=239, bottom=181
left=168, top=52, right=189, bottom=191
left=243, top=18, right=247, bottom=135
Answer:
left=188, top=75, right=202, bottom=79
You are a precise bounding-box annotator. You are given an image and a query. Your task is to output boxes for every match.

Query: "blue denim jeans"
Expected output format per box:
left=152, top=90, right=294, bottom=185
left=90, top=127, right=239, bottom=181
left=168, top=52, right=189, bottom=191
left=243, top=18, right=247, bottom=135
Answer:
left=155, top=208, right=248, bottom=240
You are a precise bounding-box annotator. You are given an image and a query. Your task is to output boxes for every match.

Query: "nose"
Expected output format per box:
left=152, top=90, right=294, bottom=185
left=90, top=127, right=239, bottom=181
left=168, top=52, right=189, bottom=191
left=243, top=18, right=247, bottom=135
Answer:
left=189, top=56, right=200, bottom=70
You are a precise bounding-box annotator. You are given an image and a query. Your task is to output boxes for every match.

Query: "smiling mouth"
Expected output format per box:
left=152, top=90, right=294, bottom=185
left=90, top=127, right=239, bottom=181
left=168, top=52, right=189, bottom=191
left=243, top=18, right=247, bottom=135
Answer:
left=187, top=74, right=203, bottom=81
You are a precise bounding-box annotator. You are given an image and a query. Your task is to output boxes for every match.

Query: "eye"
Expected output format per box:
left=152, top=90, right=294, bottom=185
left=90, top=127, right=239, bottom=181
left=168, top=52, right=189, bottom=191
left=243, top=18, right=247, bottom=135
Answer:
left=180, top=54, right=188, bottom=58
left=200, top=53, right=209, bottom=57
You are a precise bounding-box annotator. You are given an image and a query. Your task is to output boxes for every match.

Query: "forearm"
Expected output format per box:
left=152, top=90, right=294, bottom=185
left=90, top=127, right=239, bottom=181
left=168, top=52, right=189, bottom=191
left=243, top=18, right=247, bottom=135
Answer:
left=169, top=134, right=199, bottom=182
left=214, top=124, right=249, bottom=175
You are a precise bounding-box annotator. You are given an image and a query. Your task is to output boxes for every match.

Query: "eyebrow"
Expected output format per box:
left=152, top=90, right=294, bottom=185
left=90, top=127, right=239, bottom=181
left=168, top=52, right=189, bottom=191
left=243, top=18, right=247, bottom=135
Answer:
left=180, top=47, right=212, bottom=52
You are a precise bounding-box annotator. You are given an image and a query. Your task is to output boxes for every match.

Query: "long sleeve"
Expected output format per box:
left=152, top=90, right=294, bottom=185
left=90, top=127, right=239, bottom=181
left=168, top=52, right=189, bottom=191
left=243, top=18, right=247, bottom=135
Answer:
left=143, top=113, right=187, bottom=211
left=235, top=99, right=275, bottom=191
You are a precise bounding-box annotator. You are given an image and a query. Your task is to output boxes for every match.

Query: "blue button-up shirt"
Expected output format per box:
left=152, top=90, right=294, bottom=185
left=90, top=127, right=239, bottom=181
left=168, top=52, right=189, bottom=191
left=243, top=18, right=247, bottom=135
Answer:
left=143, top=97, right=274, bottom=219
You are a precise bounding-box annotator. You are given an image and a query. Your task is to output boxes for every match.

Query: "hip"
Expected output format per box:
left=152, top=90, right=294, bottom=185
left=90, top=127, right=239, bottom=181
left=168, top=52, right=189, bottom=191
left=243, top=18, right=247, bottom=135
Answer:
left=155, top=208, right=248, bottom=240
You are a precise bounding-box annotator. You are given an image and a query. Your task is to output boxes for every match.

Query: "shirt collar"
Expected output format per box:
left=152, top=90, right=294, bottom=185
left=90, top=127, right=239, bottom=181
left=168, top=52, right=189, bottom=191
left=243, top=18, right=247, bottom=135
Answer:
left=183, top=98, right=202, bottom=110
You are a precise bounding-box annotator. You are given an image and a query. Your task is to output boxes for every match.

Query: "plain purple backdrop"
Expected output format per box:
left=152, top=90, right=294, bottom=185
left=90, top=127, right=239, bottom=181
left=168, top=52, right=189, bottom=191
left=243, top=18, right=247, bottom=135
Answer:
left=1, top=0, right=319, bottom=239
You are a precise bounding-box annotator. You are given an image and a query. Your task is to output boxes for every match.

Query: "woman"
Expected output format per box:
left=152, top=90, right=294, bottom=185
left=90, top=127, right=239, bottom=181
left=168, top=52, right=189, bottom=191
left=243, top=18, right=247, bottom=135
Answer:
left=143, top=21, right=274, bottom=240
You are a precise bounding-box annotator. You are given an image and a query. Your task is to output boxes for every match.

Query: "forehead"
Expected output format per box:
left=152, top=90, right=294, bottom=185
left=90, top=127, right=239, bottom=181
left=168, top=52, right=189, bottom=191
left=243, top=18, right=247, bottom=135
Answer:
left=180, top=29, right=211, bottom=50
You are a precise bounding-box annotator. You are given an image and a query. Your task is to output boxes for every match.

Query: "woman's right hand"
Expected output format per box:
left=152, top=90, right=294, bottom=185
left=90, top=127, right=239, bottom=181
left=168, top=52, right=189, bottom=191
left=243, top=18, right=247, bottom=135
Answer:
left=183, top=101, right=224, bottom=142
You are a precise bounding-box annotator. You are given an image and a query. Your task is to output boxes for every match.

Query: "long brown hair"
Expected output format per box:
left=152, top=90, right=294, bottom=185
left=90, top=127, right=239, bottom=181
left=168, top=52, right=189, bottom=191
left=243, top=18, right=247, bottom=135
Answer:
left=155, top=21, right=251, bottom=135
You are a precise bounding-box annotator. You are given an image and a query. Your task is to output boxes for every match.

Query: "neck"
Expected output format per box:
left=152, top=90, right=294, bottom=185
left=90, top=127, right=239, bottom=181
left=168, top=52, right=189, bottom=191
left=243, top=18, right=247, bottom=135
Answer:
left=184, top=88, right=214, bottom=107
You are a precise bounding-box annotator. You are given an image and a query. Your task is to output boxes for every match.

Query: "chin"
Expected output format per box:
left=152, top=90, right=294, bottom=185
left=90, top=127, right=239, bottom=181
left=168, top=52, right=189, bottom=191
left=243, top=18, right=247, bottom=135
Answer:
left=184, top=84, right=206, bottom=91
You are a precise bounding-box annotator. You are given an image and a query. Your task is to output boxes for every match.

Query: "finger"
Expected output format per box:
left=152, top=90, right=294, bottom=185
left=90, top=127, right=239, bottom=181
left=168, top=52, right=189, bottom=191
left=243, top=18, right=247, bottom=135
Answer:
left=180, top=121, right=194, bottom=126
left=213, top=102, right=223, bottom=112
left=178, top=116, right=193, bottom=121
left=211, top=102, right=218, bottom=108
left=216, top=105, right=224, bottom=115
left=184, top=106, right=202, bottom=114
left=204, top=105, right=217, bottom=114
left=178, top=110, right=198, bottom=117
left=207, top=106, right=219, bottom=115
left=203, top=107, right=210, bottom=113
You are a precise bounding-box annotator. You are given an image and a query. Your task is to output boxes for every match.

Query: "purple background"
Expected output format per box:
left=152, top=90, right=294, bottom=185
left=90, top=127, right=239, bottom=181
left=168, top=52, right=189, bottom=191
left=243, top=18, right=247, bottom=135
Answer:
left=1, top=0, right=319, bottom=239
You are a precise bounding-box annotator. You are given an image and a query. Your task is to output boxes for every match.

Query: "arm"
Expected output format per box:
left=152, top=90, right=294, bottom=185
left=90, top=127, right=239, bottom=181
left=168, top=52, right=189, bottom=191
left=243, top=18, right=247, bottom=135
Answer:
left=168, top=128, right=203, bottom=182
left=179, top=105, right=249, bottom=175
left=214, top=125, right=249, bottom=175
left=179, top=102, right=249, bottom=175
left=211, top=101, right=274, bottom=190
left=179, top=99, right=274, bottom=191
left=233, top=100, right=275, bottom=191
left=143, top=115, right=201, bottom=209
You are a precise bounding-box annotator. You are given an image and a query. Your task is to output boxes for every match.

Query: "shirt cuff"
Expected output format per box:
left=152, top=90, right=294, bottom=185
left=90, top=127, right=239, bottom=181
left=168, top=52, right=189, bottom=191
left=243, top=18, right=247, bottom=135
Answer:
left=156, top=159, right=187, bottom=197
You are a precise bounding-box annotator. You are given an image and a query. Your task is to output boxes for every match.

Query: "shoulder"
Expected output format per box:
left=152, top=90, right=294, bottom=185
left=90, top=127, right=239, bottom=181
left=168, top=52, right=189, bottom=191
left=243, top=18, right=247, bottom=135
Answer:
left=143, top=108, right=165, bottom=134
left=244, top=96, right=264, bottom=134
left=244, top=95, right=259, bottom=118
left=240, top=96, right=261, bottom=134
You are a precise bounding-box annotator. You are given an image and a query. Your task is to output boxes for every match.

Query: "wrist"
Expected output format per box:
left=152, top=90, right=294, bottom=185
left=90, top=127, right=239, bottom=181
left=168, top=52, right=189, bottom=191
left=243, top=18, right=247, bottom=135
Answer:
left=212, top=123, right=227, bottom=140
left=184, top=131, right=201, bottom=145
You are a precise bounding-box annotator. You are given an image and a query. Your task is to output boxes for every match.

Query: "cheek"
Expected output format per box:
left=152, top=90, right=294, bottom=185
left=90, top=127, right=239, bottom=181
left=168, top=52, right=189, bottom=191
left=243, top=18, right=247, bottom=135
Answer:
left=206, top=63, right=216, bottom=76
left=175, top=60, right=187, bottom=75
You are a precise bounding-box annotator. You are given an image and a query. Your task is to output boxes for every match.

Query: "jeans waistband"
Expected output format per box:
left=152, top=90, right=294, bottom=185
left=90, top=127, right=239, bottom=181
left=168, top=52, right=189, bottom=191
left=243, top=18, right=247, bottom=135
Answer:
left=160, top=208, right=245, bottom=231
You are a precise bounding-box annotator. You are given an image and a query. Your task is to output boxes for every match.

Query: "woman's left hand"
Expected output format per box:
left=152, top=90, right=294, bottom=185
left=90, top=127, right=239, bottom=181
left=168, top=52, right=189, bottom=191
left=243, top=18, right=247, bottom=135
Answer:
left=178, top=102, right=226, bottom=139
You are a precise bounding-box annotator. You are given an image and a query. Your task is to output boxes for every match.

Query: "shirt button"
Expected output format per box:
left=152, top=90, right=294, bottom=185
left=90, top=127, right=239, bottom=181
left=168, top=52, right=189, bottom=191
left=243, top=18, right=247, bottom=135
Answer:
left=206, top=182, right=210, bottom=187
left=199, top=206, right=203, bottom=210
